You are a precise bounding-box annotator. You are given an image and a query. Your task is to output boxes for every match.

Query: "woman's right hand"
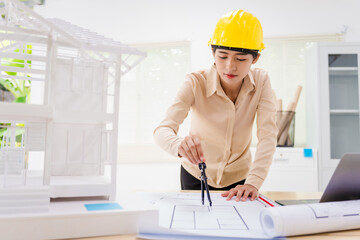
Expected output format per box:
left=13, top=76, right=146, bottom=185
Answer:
left=178, top=135, right=205, bottom=164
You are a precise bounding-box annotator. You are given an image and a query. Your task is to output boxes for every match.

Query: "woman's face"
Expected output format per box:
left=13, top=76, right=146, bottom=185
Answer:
left=213, top=49, right=260, bottom=85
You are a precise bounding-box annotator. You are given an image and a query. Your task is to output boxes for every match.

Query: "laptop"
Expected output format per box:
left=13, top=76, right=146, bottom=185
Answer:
left=275, top=152, right=360, bottom=206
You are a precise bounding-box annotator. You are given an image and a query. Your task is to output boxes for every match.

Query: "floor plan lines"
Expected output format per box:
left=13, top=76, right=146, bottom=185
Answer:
left=170, top=205, right=249, bottom=230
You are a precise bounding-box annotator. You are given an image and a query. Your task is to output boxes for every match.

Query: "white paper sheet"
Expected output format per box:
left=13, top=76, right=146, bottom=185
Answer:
left=138, top=192, right=279, bottom=239
left=260, top=199, right=360, bottom=237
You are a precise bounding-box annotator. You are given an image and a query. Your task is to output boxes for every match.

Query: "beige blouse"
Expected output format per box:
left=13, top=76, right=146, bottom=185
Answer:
left=153, top=64, right=278, bottom=190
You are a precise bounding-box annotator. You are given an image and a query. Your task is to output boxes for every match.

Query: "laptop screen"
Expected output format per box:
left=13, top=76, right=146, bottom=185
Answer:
left=320, top=153, right=360, bottom=202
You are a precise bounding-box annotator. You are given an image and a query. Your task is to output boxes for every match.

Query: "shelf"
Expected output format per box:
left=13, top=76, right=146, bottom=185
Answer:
left=329, top=109, right=359, bottom=115
left=329, top=67, right=358, bottom=71
left=329, top=67, right=358, bottom=76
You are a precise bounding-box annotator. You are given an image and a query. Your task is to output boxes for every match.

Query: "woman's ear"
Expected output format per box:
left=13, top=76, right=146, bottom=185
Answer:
left=252, top=53, right=261, bottom=64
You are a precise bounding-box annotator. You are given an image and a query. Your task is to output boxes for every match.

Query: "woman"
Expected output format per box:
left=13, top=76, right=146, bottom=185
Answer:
left=153, top=9, right=277, bottom=202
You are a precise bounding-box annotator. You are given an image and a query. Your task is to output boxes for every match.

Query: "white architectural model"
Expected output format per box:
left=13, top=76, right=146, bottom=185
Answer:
left=0, top=0, right=145, bottom=213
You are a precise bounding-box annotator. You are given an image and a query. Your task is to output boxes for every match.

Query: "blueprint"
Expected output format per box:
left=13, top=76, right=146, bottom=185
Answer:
left=138, top=192, right=277, bottom=239
left=170, top=204, right=248, bottom=230
left=138, top=192, right=360, bottom=239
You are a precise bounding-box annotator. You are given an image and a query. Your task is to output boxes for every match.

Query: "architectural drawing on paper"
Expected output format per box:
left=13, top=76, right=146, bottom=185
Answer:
left=139, top=192, right=274, bottom=239
left=170, top=205, right=249, bottom=230
left=0, top=0, right=145, bottom=213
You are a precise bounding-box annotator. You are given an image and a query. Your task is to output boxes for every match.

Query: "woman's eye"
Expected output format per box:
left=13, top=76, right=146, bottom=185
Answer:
left=237, top=59, right=246, bottom=61
left=219, top=56, right=227, bottom=59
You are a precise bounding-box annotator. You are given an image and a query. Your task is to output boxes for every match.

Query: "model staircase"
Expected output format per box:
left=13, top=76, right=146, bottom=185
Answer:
left=0, top=186, right=50, bottom=214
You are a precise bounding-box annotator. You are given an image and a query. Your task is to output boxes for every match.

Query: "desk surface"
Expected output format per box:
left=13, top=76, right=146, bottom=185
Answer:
left=75, top=192, right=360, bottom=240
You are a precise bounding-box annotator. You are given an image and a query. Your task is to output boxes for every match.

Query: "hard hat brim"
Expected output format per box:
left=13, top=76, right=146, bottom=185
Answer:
left=211, top=45, right=259, bottom=55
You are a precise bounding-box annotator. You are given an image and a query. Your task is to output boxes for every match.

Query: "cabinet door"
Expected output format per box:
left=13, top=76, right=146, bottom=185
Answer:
left=317, top=44, right=360, bottom=190
left=328, top=53, right=360, bottom=159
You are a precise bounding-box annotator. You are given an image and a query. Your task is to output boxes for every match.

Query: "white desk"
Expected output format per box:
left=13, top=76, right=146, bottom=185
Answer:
left=75, top=191, right=360, bottom=240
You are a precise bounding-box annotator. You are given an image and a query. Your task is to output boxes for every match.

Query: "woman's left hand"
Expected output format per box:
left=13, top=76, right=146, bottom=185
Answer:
left=221, top=184, right=258, bottom=201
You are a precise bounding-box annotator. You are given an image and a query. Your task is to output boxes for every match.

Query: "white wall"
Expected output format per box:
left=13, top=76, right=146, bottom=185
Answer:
left=34, top=0, right=360, bottom=149
left=36, top=0, right=360, bottom=72
left=31, top=1, right=359, bottom=190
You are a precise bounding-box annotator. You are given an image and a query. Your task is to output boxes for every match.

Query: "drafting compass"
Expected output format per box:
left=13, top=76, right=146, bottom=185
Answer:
left=199, top=162, right=212, bottom=207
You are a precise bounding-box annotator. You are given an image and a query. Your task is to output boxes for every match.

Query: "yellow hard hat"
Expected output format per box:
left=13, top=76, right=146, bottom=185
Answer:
left=208, top=9, right=264, bottom=52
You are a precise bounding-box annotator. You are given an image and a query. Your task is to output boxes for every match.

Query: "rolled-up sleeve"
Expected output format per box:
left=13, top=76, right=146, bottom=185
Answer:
left=153, top=78, right=195, bottom=157
left=245, top=73, right=278, bottom=190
